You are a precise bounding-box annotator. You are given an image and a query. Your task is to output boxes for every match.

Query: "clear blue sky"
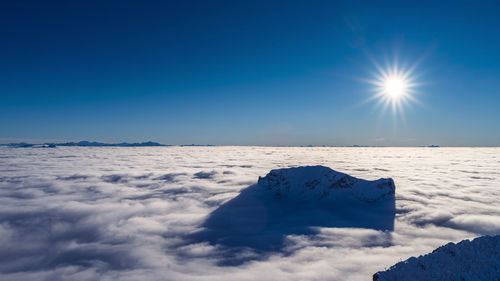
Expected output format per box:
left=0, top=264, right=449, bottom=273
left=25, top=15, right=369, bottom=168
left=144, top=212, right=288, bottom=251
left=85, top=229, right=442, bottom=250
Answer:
left=1, top=0, right=499, bottom=146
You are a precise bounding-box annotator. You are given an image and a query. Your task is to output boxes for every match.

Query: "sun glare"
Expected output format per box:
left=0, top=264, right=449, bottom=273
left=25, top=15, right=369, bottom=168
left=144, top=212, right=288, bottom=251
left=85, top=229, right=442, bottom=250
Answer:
left=384, top=77, right=406, bottom=99
left=364, top=59, right=420, bottom=117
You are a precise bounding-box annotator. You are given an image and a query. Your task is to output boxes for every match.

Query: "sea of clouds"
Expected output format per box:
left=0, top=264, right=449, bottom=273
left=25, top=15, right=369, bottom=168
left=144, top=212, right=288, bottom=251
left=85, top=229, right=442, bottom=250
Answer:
left=0, top=146, right=499, bottom=281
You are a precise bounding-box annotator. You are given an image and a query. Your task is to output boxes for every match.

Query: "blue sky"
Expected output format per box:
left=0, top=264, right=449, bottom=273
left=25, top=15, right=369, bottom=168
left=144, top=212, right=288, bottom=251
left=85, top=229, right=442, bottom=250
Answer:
left=1, top=0, right=500, bottom=146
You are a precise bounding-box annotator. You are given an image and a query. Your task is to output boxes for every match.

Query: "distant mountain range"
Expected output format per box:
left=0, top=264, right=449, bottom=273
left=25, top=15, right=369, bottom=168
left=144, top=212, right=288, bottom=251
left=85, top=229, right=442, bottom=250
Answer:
left=1, top=142, right=440, bottom=148
left=2, top=141, right=168, bottom=147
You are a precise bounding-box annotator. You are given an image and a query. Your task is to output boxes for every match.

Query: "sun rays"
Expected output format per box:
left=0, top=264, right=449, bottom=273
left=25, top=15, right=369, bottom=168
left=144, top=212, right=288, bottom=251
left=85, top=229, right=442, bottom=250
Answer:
left=365, top=59, right=421, bottom=120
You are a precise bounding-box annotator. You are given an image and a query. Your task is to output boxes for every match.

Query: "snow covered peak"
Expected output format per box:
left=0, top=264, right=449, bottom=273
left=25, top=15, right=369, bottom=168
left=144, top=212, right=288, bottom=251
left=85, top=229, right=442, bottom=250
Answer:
left=373, top=235, right=500, bottom=281
left=191, top=165, right=396, bottom=256
left=257, top=165, right=395, bottom=202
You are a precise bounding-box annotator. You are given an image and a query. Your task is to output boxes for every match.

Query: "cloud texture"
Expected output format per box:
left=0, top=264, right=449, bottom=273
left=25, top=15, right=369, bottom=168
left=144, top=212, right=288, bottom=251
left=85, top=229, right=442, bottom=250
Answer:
left=0, top=146, right=499, bottom=280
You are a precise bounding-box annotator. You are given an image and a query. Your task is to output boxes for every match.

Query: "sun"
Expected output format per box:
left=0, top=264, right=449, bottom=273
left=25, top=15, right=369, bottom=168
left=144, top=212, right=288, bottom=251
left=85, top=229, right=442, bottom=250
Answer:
left=364, top=59, right=420, bottom=117
left=384, top=76, right=407, bottom=99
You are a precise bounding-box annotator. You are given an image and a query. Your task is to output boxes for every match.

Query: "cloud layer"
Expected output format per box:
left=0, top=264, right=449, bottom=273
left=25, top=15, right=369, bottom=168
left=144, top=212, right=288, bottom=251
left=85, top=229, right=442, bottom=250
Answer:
left=0, top=146, right=499, bottom=280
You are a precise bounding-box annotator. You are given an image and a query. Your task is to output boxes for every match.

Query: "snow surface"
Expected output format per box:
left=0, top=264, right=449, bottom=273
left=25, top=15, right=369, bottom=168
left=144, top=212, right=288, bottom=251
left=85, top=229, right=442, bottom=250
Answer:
left=0, top=146, right=499, bottom=281
left=374, top=235, right=500, bottom=281
left=257, top=165, right=395, bottom=202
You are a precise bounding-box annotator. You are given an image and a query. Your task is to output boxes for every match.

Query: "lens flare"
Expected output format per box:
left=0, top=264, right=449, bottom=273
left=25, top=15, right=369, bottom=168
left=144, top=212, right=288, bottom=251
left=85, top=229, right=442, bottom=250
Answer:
left=364, top=58, right=421, bottom=118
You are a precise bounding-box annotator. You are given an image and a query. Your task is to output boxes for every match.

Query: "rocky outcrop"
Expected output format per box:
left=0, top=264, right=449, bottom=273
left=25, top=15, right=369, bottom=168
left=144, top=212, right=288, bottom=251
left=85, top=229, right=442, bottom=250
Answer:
left=188, top=166, right=396, bottom=263
left=257, top=166, right=395, bottom=202
left=373, top=235, right=500, bottom=281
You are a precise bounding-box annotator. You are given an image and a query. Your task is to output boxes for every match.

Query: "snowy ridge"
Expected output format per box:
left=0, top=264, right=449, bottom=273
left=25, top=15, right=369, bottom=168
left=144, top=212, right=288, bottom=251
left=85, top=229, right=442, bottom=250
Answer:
left=373, top=235, right=500, bottom=281
left=257, top=165, right=395, bottom=202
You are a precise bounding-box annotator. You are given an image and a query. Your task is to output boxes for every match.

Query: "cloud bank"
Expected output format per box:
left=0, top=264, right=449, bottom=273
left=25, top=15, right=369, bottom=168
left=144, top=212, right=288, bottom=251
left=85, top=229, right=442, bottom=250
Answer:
left=0, top=146, right=499, bottom=280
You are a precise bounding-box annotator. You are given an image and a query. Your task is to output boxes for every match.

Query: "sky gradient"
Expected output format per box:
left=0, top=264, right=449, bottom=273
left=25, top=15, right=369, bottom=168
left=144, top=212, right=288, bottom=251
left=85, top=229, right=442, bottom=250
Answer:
left=1, top=0, right=500, bottom=146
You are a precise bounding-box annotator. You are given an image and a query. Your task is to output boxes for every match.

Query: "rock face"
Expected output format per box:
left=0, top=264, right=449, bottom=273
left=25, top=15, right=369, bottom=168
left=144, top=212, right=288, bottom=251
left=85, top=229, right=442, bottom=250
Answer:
left=373, top=235, right=500, bottom=281
left=257, top=166, right=395, bottom=203
left=188, top=166, right=396, bottom=264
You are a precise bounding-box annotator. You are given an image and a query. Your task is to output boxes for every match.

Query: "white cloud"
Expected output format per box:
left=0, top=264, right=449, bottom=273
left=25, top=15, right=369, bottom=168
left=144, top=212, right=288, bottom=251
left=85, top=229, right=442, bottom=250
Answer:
left=0, top=146, right=498, bottom=280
